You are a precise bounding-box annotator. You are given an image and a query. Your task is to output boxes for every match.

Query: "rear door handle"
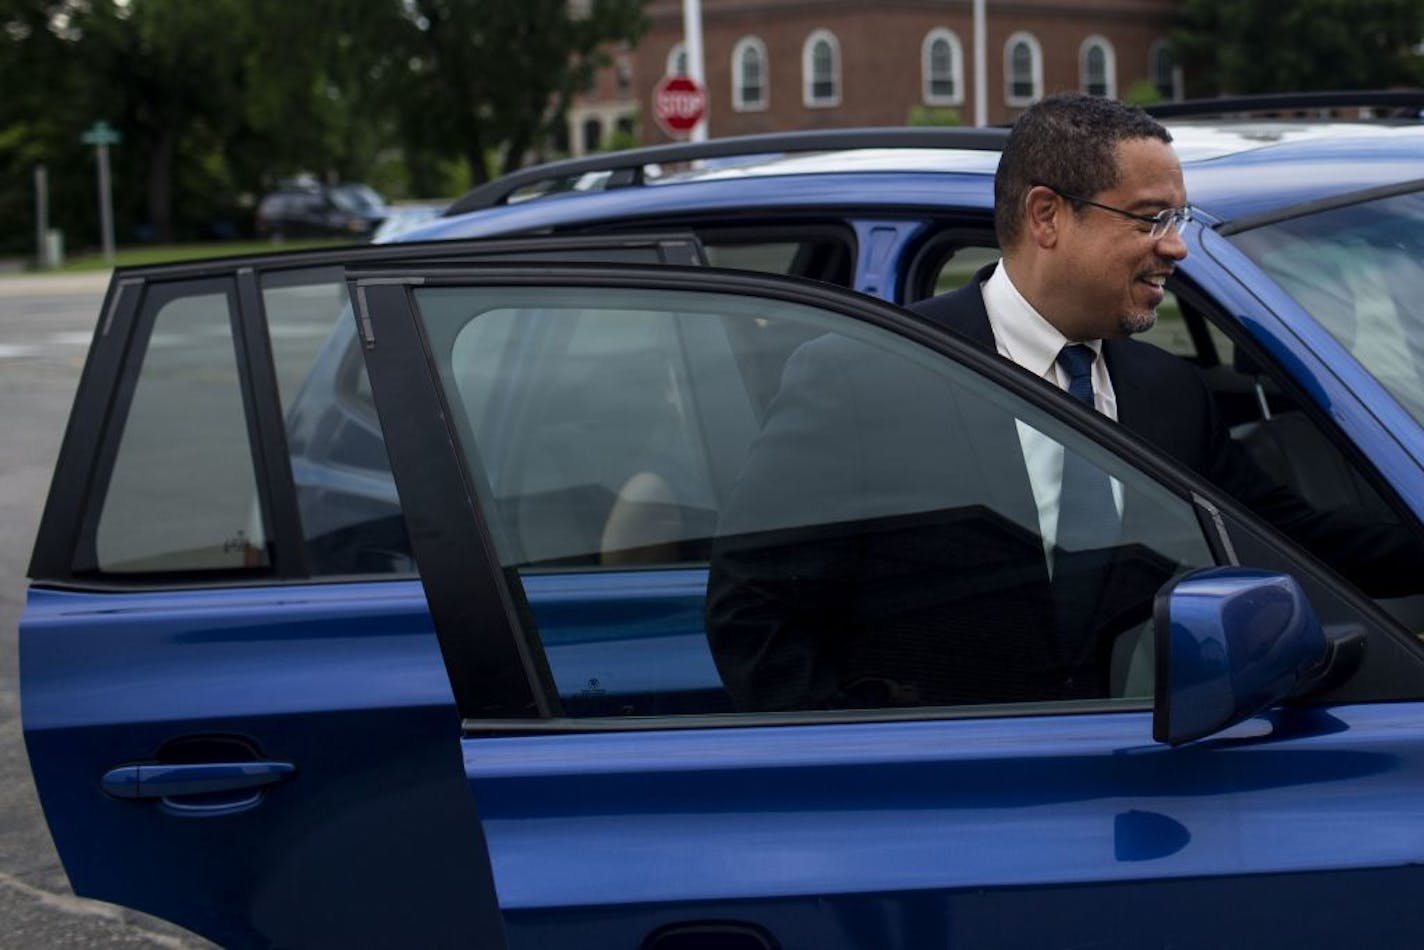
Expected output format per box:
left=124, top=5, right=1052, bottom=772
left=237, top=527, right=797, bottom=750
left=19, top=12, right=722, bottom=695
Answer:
left=101, top=761, right=296, bottom=800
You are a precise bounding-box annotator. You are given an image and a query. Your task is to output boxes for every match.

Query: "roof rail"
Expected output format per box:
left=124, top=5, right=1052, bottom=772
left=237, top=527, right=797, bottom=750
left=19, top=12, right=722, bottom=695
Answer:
left=1146, top=89, right=1424, bottom=120
left=444, top=126, right=1010, bottom=217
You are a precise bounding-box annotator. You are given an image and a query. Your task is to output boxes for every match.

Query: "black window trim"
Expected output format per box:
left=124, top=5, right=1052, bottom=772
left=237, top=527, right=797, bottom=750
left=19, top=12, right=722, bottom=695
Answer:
left=1217, top=177, right=1424, bottom=237
left=236, top=266, right=311, bottom=579
left=900, top=221, right=1000, bottom=303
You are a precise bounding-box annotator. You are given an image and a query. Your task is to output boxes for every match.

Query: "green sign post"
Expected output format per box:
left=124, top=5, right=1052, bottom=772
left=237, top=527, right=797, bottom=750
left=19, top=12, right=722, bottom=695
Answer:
left=81, top=121, right=121, bottom=263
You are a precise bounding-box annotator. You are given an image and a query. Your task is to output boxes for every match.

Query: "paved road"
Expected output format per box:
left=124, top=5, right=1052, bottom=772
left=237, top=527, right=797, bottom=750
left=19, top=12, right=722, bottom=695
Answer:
left=0, top=272, right=212, bottom=947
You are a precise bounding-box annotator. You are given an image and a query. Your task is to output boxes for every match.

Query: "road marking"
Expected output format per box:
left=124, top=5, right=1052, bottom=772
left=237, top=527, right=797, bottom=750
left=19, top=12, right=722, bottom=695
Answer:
left=0, top=871, right=190, bottom=947
left=0, top=344, right=40, bottom=359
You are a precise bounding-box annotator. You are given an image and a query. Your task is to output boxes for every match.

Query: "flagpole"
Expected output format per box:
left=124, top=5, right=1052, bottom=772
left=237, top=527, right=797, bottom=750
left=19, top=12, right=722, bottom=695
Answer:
left=683, top=0, right=707, bottom=141
left=974, top=0, right=987, bottom=127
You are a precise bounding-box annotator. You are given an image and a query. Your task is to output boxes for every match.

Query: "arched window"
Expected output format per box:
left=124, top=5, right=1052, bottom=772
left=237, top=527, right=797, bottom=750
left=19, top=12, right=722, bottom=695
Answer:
left=583, top=118, right=603, bottom=154
left=1150, top=39, right=1177, bottom=100
left=666, top=42, right=688, bottom=77
left=922, top=28, right=964, bottom=105
left=1004, top=32, right=1042, bottom=106
left=732, top=36, right=768, bottom=112
left=802, top=29, right=840, bottom=107
left=1080, top=36, right=1115, bottom=98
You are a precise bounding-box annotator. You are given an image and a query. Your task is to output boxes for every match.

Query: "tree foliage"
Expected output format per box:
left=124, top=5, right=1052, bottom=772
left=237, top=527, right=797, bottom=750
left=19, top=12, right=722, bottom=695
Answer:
left=399, top=0, right=647, bottom=184
left=0, top=0, right=647, bottom=253
left=1175, top=0, right=1424, bottom=96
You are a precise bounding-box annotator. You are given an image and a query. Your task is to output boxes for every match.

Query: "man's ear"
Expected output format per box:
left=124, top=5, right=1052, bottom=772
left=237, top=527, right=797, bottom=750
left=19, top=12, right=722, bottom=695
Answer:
left=1025, top=185, right=1060, bottom=249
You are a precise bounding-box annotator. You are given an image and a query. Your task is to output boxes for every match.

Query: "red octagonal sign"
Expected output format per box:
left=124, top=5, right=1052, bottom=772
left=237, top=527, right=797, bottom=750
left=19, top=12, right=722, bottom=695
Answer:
left=653, top=75, right=707, bottom=138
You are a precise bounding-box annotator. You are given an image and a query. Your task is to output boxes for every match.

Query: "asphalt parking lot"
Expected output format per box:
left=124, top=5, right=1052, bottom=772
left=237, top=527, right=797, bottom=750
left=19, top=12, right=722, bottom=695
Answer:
left=0, top=272, right=212, bottom=947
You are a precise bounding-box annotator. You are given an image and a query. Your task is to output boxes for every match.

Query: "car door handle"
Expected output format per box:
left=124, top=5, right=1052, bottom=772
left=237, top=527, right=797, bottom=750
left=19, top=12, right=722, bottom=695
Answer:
left=101, top=761, right=296, bottom=800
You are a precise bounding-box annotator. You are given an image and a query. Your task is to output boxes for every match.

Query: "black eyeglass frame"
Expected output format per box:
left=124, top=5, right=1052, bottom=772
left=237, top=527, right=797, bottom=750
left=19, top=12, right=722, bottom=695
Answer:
left=1033, top=182, right=1193, bottom=239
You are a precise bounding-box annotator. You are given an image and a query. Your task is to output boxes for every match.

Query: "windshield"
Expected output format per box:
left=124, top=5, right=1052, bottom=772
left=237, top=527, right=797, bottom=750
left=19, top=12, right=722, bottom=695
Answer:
left=1230, top=189, right=1424, bottom=423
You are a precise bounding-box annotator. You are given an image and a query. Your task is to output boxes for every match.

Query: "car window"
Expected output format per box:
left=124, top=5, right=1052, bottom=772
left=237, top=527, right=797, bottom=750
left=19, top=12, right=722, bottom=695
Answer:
left=82, top=281, right=270, bottom=574
left=1134, top=287, right=1237, bottom=364
left=926, top=244, right=1000, bottom=296
left=702, top=237, right=852, bottom=286
left=1162, top=280, right=1424, bottom=631
left=258, top=241, right=711, bottom=578
left=1229, top=188, right=1424, bottom=423
left=260, top=268, right=414, bottom=576
left=410, top=282, right=1217, bottom=716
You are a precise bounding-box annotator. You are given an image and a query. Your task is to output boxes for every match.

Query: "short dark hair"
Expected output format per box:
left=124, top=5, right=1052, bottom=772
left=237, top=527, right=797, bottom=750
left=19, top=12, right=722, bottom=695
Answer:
left=994, top=93, right=1172, bottom=248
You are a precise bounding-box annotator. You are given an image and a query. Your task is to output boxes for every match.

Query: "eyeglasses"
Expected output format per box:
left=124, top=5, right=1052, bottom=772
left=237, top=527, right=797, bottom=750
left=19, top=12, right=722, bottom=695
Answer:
left=1035, top=183, right=1193, bottom=239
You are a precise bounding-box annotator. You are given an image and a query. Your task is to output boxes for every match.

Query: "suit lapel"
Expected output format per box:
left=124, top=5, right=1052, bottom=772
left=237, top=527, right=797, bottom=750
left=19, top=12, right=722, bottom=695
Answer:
left=1102, top=341, right=1152, bottom=440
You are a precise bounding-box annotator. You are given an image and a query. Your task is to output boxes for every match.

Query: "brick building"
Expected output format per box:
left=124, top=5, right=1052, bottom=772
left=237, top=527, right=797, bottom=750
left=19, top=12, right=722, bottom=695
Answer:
left=568, top=0, right=1183, bottom=154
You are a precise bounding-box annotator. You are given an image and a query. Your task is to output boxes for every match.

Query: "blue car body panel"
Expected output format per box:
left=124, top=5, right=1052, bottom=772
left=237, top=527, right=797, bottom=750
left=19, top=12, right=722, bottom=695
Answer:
left=20, top=584, right=500, bottom=948
left=472, top=703, right=1424, bottom=945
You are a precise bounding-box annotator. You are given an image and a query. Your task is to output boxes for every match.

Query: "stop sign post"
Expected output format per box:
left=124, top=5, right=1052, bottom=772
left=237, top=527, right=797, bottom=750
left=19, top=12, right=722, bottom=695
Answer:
left=653, top=75, right=707, bottom=139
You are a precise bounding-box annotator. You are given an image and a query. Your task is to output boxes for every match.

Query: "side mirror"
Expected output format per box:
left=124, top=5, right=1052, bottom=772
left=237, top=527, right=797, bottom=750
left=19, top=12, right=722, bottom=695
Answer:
left=1152, top=568, right=1361, bottom=745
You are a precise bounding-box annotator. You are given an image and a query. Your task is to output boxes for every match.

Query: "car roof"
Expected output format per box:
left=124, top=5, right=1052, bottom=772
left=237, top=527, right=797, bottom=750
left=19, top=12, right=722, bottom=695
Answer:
left=404, top=108, right=1424, bottom=244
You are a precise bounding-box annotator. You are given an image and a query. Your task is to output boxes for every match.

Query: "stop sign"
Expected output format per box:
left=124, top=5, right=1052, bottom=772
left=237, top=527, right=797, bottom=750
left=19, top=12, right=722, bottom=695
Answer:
left=653, top=75, right=707, bottom=138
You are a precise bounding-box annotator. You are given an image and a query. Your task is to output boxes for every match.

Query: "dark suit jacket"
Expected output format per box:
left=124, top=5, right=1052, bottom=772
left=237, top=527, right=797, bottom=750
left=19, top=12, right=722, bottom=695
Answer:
left=706, top=266, right=1420, bottom=713
left=705, top=285, right=1189, bottom=712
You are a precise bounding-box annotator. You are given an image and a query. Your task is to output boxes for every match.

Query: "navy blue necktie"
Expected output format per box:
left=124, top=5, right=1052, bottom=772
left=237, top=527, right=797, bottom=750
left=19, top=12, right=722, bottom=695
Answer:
left=1052, top=344, right=1120, bottom=663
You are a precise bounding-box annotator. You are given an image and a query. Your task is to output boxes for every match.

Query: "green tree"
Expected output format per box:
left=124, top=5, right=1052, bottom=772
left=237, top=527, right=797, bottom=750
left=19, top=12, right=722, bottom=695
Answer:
left=399, top=0, right=648, bottom=185
left=0, top=0, right=111, bottom=254
left=1175, top=0, right=1424, bottom=96
left=69, top=0, right=257, bottom=242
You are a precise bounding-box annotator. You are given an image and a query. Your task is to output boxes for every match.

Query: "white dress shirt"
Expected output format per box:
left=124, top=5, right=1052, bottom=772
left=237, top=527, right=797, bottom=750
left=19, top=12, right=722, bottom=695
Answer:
left=980, top=262, right=1124, bottom=558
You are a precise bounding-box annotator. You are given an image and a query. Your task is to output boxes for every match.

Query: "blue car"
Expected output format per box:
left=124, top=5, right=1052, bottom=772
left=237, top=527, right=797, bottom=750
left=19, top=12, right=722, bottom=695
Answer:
left=23, top=92, right=1424, bottom=947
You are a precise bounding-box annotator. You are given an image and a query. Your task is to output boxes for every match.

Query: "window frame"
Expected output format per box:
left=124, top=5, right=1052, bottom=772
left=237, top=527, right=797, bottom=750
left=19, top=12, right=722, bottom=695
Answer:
left=1149, top=39, right=1177, bottom=101
left=922, top=28, right=964, bottom=107
left=1004, top=32, right=1043, bottom=107
left=732, top=35, right=769, bottom=112
left=1079, top=35, right=1115, bottom=98
left=802, top=29, right=841, bottom=108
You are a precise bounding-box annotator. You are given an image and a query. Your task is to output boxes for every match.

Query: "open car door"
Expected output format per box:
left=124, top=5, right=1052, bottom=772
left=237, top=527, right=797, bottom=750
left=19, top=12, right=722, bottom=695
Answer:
left=348, top=260, right=1424, bottom=949
left=20, top=235, right=706, bottom=948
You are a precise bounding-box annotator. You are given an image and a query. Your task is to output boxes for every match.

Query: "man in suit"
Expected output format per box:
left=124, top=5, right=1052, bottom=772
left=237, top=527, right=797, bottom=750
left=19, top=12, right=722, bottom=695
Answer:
left=706, top=94, right=1419, bottom=714
left=910, top=93, right=1419, bottom=596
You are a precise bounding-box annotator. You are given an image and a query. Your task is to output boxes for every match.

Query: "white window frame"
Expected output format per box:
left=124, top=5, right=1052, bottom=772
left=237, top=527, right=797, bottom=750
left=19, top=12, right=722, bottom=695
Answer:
left=802, top=29, right=841, bottom=108
left=732, top=36, right=769, bottom=112
left=666, top=42, right=688, bottom=77
left=1004, top=31, right=1043, bottom=107
left=921, top=28, right=964, bottom=106
left=1080, top=35, right=1116, bottom=98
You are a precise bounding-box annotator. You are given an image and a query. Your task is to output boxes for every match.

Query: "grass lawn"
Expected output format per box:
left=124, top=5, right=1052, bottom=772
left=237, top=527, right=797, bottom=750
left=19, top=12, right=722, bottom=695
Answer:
left=47, top=239, right=351, bottom=272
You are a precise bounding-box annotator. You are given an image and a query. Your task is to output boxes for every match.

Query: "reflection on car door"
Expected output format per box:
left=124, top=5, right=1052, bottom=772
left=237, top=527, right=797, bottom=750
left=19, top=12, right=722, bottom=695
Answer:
left=353, top=262, right=1424, bottom=948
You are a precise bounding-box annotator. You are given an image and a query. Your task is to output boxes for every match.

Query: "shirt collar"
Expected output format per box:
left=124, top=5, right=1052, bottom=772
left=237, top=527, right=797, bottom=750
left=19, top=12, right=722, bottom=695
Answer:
left=982, top=262, right=1103, bottom=379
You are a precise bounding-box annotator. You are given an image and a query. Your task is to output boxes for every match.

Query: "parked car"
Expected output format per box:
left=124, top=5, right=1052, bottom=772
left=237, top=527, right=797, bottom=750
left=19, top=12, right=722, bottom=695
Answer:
left=254, top=179, right=388, bottom=240
left=22, top=91, right=1424, bottom=948
left=369, top=200, right=448, bottom=243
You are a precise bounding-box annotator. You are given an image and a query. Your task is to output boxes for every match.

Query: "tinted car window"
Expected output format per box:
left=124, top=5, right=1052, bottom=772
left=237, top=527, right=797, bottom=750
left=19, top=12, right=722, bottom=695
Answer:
left=87, top=282, right=270, bottom=574
left=262, top=268, right=413, bottom=575
left=1230, top=189, right=1424, bottom=422
left=410, top=283, right=1215, bottom=716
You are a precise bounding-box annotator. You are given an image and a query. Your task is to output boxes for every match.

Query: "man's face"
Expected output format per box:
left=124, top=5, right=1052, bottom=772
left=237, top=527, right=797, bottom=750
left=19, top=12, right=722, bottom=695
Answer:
left=1052, top=137, right=1188, bottom=341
